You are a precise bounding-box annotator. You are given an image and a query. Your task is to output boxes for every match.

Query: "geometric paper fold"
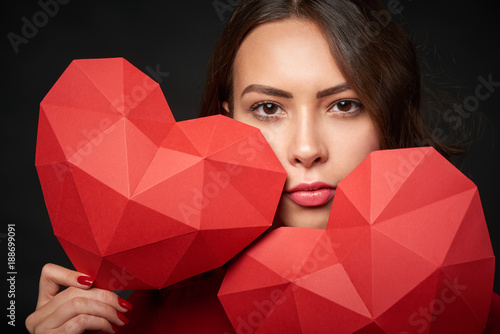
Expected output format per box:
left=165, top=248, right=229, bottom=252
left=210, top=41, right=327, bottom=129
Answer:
left=36, top=57, right=287, bottom=289
left=218, top=147, right=495, bottom=333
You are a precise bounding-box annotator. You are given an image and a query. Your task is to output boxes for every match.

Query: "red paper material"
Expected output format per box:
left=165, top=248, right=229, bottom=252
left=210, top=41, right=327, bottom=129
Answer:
left=120, top=268, right=235, bottom=334
left=218, top=147, right=495, bottom=333
left=35, top=58, right=286, bottom=290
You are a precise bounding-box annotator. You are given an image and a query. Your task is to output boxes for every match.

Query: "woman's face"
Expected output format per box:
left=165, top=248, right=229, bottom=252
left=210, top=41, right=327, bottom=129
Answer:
left=226, top=19, right=380, bottom=228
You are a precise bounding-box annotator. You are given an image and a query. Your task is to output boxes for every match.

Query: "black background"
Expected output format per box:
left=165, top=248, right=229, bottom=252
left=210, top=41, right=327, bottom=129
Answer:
left=2, top=0, right=499, bottom=332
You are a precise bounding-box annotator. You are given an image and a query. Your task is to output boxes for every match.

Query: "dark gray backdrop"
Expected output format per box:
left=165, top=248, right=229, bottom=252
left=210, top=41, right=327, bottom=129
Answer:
left=3, top=0, right=499, bottom=332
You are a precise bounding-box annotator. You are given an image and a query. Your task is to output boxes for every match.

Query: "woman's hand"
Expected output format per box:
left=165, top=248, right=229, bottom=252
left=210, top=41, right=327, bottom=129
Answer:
left=26, top=263, right=132, bottom=333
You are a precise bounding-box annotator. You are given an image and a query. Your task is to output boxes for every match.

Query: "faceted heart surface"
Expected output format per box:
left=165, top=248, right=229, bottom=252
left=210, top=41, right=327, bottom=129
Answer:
left=36, top=58, right=286, bottom=289
left=218, top=147, right=495, bottom=333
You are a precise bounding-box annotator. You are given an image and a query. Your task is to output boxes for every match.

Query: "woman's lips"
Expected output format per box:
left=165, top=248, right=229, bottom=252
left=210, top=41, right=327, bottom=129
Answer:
left=286, top=182, right=336, bottom=207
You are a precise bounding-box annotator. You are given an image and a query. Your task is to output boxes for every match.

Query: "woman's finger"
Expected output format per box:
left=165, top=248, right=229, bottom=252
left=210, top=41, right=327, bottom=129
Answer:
left=37, top=263, right=94, bottom=308
left=34, top=285, right=132, bottom=323
left=43, top=297, right=128, bottom=331
left=27, top=287, right=132, bottom=333
left=55, top=313, right=119, bottom=334
left=26, top=263, right=133, bottom=333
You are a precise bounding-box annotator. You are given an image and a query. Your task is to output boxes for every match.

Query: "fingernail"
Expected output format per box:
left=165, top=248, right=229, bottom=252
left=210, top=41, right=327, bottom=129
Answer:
left=77, top=275, right=94, bottom=286
left=117, top=311, right=129, bottom=325
left=118, top=297, right=133, bottom=311
left=111, top=324, right=120, bottom=333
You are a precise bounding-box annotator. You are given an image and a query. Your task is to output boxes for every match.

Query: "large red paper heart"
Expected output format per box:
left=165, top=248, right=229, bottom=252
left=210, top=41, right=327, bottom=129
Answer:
left=218, top=147, right=495, bottom=333
left=35, top=58, right=286, bottom=290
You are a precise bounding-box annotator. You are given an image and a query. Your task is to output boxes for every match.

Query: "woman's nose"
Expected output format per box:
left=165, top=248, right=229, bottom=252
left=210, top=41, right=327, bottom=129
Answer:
left=288, top=114, right=328, bottom=168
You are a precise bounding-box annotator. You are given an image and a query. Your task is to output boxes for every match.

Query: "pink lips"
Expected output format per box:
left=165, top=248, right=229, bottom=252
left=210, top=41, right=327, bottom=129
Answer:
left=286, top=182, right=335, bottom=207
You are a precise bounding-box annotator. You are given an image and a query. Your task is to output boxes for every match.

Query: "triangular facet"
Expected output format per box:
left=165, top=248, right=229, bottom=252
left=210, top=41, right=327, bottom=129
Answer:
left=375, top=269, right=440, bottom=334
left=105, top=233, right=197, bottom=289
left=160, top=123, right=202, bottom=156
left=124, top=85, right=174, bottom=145
left=163, top=232, right=220, bottom=287
left=132, top=160, right=205, bottom=230
left=105, top=200, right=197, bottom=255
left=375, top=148, right=475, bottom=223
left=39, top=104, right=121, bottom=164
left=35, top=106, right=67, bottom=165
left=441, top=258, right=495, bottom=328
left=177, top=116, right=218, bottom=157
left=373, top=189, right=475, bottom=265
left=72, top=118, right=129, bottom=197
left=96, top=257, right=154, bottom=290
left=52, top=167, right=100, bottom=255
left=36, top=162, right=69, bottom=224
left=123, top=119, right=161, bottom=195
left=219, top=282, right=291, bottom=333
left=240, top=228, right=330, bottom=281
left=220, top=254, right=291, bottom=295
left=327, top=187, right=371, bottom=261
left=256, top=285, right=302, bottom=333
left=41, top=60, right=123, bottom=116
left=427, top=269, right=485, bottom=333
left=369, top=147, right=431, bottom=221
left=371, top=230, right=438, bottom=317
left=333, top=154, right=372, bottom=223
left=74, top=58, right=125, bottom=112
left=201, top=227, right=270, bottom=265
left=294, top=264, right=371, bottom=318
left=443, top=190, right=494, bottom=266
left=57, top=236, right=103, bottom=277
left=204, top=159, right=285, bottom=223
left=70, top=166, right=129, bottom=255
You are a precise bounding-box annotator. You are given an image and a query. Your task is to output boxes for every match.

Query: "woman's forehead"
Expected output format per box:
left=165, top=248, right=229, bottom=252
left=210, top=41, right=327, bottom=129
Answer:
left=233, top=18, right=345, bottom=93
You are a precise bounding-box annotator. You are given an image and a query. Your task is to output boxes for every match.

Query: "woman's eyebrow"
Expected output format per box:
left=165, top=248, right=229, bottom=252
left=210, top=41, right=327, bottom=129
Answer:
left=240, top=82, right=352, bottom=99
left=316, top=83, right=351, bottom=99
left=241, top=84, right=293, bottom=98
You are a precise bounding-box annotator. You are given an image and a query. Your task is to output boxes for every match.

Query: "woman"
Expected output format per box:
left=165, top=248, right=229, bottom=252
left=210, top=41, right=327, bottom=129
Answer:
left=26, top=0, right=469, bottom=332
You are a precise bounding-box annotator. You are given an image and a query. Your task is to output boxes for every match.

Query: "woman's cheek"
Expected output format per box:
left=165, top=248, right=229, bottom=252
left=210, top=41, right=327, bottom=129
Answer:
left=258, top=125, right=289, bottom=165
left=339, top=121, right=380, bottom=177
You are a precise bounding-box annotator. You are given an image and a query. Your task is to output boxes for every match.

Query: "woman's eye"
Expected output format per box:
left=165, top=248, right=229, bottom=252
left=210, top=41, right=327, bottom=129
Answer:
left=261, top=103, right=279, bottom=114
left=329, top=99, right=364, bottom=116
left=250, top=102, right=283, bottom=121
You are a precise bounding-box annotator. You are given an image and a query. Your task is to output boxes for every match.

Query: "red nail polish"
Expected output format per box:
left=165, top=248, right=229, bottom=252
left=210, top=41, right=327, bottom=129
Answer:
left=117, top=311, right=129, bottom=325
left=77, top=275, right=94, bottom=286
left=111, top=324, right=120, bottom=333
left=118, top=297, right=133, bottom=311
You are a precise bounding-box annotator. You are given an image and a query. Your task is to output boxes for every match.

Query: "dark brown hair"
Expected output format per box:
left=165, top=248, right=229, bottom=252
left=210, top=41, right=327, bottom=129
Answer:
left=199, top=0, right=465, bottom=159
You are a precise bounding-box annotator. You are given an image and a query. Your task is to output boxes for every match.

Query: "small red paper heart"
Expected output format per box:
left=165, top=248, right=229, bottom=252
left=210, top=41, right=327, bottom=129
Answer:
left=218, top=147, right=495, bottom=333
left=35, top=58, right=286, bottom=290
